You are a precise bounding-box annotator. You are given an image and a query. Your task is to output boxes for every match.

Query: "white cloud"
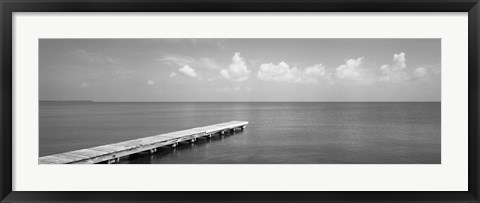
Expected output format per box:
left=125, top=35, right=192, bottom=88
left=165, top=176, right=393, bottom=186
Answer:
left=257, top=62, right=296, bottom=82
left=394, top=52, right=407, bottom=69
left=179, top=65, right=198, bottom=78
left=379, top=52, right=410, bottom=83
left=157, top=55, right=220, bottom=70
left=81, top=82, right=90, bottom=88
left=257, top=62, right=329, bottom=84
left=147, top=80, right=154, bottom=85
left=169, top=72, right=177, bottom=78
left=335, top=57, right=366, bottom=81
left=303, top=64, right=330, bottom=83
left=414, top=67, right=427, bottom=77
left=220, top=52, right=251, bottom=81
left=157, top=55, right=195, bottom=66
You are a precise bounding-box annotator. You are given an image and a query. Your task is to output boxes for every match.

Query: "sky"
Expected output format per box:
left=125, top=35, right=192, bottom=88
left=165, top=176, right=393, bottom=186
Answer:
left=39, top=39, right=441, bottom=102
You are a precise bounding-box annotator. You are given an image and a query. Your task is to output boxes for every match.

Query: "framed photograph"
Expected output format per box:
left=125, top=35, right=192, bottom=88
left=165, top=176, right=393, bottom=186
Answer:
left=1, top=0, right=479, bottom=202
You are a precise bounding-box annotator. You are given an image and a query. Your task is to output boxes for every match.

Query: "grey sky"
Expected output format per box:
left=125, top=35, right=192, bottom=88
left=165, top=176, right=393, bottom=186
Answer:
left=39, top=39, right=441, bottom=102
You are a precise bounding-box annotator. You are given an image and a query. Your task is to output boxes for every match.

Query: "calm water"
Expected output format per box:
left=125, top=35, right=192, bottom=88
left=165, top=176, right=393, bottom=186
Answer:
left=39, top=102, right=441, bottom=164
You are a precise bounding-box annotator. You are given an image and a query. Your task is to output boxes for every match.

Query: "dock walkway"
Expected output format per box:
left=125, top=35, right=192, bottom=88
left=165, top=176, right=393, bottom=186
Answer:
left=39, top=121, right=249, bottom=164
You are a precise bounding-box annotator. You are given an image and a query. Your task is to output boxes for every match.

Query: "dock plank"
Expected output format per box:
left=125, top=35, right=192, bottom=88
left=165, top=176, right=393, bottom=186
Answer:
left=53, top=153, right=86, bottom=162
left=90, top=145, right=127, bottom=153
left=68, top=149, right=108, bottom=158
left=39, top=156, right=74, bottom=164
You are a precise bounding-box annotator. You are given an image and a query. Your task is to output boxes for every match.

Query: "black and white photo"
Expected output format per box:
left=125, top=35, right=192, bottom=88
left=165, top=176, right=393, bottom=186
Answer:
left=39, top=38, right=441, bottom=164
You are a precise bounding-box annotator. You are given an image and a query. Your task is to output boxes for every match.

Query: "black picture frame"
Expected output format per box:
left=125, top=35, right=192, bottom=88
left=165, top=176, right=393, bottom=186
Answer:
left=1, top=0, right=479, bottom=202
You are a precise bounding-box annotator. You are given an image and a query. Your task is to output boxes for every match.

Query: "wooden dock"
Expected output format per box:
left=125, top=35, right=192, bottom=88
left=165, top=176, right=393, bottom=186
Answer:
left=39, top=121, right=249, bottom=164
